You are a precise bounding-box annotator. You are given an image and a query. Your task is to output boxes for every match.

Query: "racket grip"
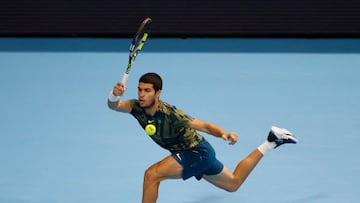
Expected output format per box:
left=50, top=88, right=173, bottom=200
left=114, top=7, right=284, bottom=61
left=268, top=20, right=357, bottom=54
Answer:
left=121, top=73, right=129, bottom=85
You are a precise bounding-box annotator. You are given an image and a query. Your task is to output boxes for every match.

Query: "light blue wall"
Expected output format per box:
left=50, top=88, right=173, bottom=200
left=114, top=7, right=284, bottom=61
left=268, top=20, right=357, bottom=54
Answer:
left=1, top=38, right=359, bottom=203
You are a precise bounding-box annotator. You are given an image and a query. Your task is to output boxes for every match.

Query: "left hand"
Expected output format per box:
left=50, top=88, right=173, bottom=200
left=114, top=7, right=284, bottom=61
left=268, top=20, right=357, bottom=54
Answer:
left=221, top=132, right=238, bottom=145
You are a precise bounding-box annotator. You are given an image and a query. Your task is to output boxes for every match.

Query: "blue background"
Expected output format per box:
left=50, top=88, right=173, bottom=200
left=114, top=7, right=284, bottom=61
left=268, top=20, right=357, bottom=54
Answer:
left=0, top=38, right=359, bottom=202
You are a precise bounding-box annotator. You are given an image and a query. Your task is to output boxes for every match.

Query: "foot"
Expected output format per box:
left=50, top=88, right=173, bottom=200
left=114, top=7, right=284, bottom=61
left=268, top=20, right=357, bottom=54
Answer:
left=268, top=126, right=298, bottom=148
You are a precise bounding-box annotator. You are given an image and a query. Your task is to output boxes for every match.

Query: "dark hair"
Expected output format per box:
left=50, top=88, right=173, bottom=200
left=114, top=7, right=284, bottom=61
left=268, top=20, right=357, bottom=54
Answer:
left=139, top=72, right=163, bottom=92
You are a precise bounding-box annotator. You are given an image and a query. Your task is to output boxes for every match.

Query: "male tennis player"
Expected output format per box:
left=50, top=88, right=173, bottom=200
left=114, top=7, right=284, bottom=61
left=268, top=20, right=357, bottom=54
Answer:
left=108, top=72, right=297, bottom=203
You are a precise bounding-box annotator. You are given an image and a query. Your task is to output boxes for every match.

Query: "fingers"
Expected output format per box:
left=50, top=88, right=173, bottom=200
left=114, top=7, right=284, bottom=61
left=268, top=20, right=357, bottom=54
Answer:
left=228, top=135, right=238, bottom=145
left=113, top=82, right=127, bottom=96
left=222, top=132, right=238, bottom=145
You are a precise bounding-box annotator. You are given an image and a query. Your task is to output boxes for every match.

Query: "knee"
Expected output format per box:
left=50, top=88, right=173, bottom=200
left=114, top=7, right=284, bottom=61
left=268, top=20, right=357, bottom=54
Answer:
left=224, top=181, right=243, bottom=193
left=143, top=166, right=160, bottom=183
left=225, top=185, right=240, bottom=193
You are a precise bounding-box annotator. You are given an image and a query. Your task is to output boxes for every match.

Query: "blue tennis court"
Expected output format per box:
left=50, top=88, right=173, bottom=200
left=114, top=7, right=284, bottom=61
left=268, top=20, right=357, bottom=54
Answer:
left=0, top=38, right=359, bottom=202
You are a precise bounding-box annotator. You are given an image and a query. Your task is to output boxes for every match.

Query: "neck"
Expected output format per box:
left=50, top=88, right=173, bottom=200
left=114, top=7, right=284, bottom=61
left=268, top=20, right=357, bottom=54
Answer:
left=144, top=100, right=159, bottom=116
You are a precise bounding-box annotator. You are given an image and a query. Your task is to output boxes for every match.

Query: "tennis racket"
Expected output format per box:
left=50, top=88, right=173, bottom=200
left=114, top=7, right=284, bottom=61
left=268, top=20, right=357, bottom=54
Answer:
left=121, top=17, right=152, bottom=85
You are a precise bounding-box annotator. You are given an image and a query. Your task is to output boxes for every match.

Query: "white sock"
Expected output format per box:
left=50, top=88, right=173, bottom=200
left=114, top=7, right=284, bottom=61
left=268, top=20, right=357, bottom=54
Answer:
left=257, top=141, right=276, bottom=155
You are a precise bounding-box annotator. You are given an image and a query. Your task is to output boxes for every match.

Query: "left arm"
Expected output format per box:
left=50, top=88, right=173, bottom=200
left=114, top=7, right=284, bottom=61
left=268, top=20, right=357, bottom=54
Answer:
left=189, top=119, right=238, bottom=145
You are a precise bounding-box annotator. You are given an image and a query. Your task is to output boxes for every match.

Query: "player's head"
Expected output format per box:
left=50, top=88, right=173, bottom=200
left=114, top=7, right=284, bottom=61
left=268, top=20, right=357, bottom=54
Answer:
left=139, top=72, right=163, bottom=92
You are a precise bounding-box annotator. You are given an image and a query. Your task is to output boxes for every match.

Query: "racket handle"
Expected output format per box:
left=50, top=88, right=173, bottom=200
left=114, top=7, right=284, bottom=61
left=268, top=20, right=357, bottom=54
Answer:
left=121, top=73, right=129, bottom=85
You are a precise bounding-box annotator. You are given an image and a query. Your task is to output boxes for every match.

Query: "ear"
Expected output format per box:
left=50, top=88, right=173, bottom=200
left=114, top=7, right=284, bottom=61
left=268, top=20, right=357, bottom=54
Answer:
left=155, top=90, right=161, bottom=99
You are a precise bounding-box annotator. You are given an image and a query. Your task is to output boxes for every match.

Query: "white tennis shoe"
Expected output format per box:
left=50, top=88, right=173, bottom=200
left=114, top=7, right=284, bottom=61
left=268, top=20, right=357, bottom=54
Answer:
left=268, top=126, right=298, bottom=148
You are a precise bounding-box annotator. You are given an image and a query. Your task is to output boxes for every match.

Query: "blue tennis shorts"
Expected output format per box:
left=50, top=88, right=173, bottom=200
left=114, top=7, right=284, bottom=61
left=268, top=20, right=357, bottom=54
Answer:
left=171, top=139, right=224, bottom=180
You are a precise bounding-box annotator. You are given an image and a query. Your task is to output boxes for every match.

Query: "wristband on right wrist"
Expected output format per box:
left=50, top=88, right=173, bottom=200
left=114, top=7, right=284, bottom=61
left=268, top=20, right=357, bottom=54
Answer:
left=108, top=90, right=120, bottom=102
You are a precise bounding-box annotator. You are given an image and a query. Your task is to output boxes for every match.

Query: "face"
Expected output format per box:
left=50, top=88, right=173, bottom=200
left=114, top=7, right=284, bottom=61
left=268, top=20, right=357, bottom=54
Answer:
left=138, top=82, right=160, bottom=109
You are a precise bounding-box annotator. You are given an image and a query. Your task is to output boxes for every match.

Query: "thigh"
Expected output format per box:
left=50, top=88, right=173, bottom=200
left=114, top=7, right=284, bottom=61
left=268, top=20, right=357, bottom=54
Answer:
left=147, top=155, right=184, bottom=181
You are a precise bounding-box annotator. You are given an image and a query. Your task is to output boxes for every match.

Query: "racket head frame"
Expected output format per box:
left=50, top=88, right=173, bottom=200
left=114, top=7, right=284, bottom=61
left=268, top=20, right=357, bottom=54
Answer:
left=122, top=18, right=152, bottom=83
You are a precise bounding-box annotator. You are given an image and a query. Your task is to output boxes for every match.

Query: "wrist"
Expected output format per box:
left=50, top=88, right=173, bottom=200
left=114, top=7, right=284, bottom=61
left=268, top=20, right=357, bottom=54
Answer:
left=108, top=90, right=120, bottom=102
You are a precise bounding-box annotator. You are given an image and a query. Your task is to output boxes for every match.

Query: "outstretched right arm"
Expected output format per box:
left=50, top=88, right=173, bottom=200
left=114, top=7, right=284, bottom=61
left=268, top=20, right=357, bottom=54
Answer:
left=107, top=82, right=132, bottom=113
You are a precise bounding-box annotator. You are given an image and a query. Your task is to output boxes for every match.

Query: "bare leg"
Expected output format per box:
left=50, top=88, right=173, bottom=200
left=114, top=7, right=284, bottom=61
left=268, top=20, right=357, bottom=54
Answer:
left=142, top=155, right=183, bottom=203
left=232, top=149, right=263, bottom=187
left=205, top=126, right=298, bottom=192
left=142, top=175, right=160, bottom=203
left=204, top=149, right=263, bottom=192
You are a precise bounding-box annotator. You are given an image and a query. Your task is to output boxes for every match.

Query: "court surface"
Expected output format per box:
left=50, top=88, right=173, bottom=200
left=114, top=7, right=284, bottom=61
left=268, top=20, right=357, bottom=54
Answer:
left=0, top=38, right=359, bottom=203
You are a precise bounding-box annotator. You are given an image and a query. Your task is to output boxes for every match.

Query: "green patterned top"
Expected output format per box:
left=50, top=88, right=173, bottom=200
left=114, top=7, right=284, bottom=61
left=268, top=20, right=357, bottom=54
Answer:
left=129, top=99, right=203, bottom=151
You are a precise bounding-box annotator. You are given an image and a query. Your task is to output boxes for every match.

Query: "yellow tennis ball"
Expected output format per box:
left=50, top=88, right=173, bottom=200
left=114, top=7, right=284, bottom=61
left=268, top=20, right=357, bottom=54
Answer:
left=145, top=124, right=156, bottom=136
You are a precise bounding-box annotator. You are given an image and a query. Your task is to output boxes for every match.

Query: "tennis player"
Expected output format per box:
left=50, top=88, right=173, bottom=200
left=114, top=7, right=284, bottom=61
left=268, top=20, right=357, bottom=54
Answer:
left=108, top=72, right=297, bottom=203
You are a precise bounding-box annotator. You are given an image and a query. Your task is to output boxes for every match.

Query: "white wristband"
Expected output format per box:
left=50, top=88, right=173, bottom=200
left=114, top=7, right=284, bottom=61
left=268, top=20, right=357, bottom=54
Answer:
left=108, top=90, right=120, bottom=102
